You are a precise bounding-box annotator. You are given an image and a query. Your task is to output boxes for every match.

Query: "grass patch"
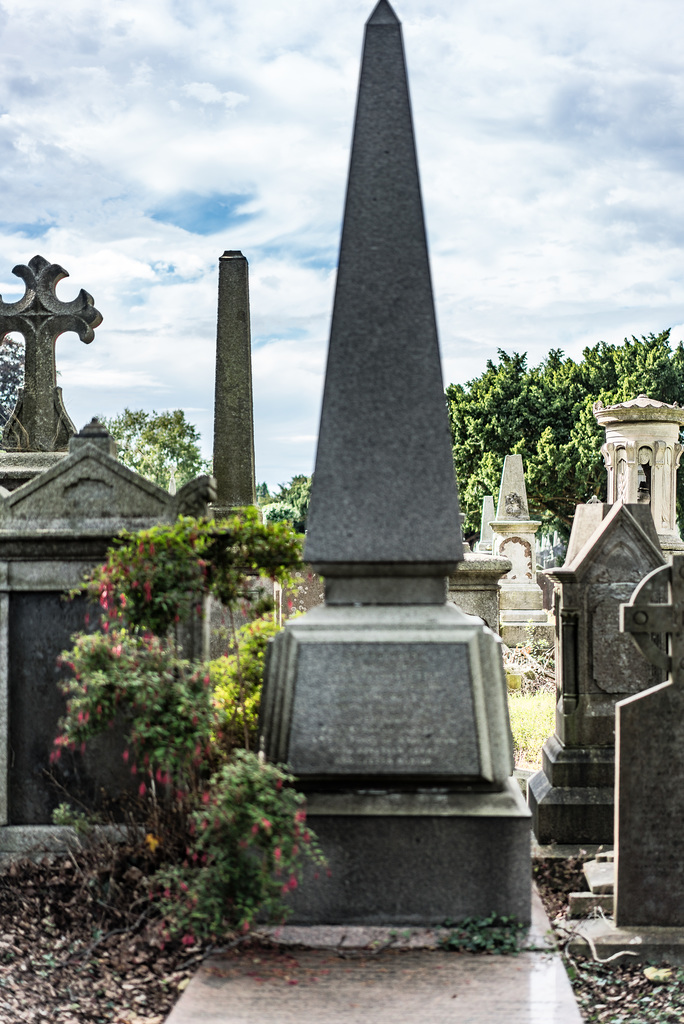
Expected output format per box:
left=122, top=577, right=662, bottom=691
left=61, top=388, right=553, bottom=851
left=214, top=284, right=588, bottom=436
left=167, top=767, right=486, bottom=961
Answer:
left=507, top=688, right=555, bottom=769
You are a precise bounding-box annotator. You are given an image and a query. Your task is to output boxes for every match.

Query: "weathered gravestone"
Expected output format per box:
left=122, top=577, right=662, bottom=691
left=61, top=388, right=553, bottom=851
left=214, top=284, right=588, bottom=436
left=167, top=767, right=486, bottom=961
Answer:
left=567, top=556, right=684, bottom=960
left=475, top=495, right=495, bottom=553
left=211, top=250, right=256, bottom=517
left=616, top=557, right=684, bottom=925
left=0, top=255, right=102, bottom=492
left=490, top=454, right=551, bottom=646
left=260, top=0, right=530, bottom=926
left=528, top=500, right=665, bottom=844
left=0, top=419, right=215, bottom=827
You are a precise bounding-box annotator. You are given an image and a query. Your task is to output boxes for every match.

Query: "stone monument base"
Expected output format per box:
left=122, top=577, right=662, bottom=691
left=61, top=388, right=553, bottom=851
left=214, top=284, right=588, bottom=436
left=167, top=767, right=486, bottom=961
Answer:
left=528, top=735, right=614, bottom=844
left=287, top=783, right=531, bottom=926
left=499, top=615, right=554, bottom=648
left=447, top=551, right=511, bottom=633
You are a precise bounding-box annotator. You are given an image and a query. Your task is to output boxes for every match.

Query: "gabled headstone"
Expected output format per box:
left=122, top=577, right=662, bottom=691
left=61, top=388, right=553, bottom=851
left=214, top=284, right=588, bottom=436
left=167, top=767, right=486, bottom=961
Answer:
left=260, top=0, right=530, bottom=926
left=0, top=420, right=215, bottom=826
left=528, top=500, right=665, bottom=844
left=490, top=454, right=550, bottom=645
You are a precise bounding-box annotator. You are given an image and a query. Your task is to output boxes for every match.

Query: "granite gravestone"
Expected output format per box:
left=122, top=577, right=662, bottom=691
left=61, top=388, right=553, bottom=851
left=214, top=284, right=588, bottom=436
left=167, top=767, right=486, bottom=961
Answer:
left=490, top=455, right=550, bottom=646
left=616, top=557, right=684, bottom=926
left=211, top=251, right=256, bottom=517
left=0, top=256, right=102, bottom=491
left=528, top=500, right=665, bottom=845
left=260, top=0, right=530, bottom=926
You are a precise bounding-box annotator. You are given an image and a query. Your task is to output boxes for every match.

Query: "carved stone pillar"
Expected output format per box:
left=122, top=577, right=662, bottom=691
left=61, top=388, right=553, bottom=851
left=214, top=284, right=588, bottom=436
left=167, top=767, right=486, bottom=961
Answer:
left=595, top=395, right=684, bottom=556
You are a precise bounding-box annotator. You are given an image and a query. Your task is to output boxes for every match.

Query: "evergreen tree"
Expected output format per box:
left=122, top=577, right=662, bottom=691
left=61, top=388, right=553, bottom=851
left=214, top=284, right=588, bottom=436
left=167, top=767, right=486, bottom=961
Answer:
left=447, top=331, right=684, bottom=536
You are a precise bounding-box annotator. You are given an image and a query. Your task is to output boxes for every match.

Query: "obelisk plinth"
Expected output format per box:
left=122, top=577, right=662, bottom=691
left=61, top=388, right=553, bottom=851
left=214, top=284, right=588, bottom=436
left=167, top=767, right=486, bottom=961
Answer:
left=260, top=0, right=530, bottom=926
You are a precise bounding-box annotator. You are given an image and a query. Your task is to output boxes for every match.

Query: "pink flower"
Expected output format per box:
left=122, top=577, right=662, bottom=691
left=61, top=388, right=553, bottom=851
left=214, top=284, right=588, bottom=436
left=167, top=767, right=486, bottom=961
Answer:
left=261, top=818, right=272, bottom=830
left=288, top=875, right=298, bottom=890
left=202, top=791, right=210, bottom=804
left=180, top=882, right=188, bottom=892
left=138, top=782, right=147, bottom=796
left=122, top=749, right=129, bottom=763
left=181, top=933, right=195, bottom=946
left=274, top=847, right=281, bottom=861
left=251, top=824, right=259, bottom=835
left=143, top=581, right=152, bottom=603
left=294, top=810, right=306, bottom=823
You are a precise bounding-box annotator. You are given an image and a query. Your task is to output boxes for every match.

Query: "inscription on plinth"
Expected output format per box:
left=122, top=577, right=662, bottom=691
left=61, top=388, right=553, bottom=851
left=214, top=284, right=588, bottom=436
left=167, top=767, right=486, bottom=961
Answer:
left=288, top=641, right=480, bottom=777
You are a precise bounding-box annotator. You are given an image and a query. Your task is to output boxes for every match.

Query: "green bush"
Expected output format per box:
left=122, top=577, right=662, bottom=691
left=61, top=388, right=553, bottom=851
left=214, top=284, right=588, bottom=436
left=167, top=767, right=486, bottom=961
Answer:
left=210, top=617, right=281, bottom=750
left=54, top=513, right=325, bottom=942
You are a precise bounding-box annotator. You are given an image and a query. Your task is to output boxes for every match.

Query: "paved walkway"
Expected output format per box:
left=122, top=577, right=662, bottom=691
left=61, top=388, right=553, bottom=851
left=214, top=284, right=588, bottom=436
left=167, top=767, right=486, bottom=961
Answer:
left=165, top=889, right=582, bottom=1024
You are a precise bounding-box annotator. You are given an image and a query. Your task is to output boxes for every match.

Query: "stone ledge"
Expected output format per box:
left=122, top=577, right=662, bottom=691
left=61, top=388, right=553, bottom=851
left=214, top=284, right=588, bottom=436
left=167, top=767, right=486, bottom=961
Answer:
left=567, top=918, right=684, bottom=966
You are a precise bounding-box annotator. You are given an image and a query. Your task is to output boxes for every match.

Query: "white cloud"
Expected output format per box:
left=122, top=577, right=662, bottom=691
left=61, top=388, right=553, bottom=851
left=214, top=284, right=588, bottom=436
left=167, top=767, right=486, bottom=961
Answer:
left=1, top=0, right=684, bottom=489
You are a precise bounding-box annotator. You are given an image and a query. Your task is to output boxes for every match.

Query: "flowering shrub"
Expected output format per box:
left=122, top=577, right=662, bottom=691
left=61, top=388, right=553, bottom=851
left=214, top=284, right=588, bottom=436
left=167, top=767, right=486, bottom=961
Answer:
left=54, top=513, right=324, bottom=940
left=77, top=508, right=304, bottom=636
left=156, top=752, right=324, bottom=942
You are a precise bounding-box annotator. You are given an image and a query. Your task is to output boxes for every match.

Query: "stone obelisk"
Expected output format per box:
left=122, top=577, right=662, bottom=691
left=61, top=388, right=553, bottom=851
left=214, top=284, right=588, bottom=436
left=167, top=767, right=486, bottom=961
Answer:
left=260, top=0, right=530, bottom=925
left=211, top=251, right=256, bottom=515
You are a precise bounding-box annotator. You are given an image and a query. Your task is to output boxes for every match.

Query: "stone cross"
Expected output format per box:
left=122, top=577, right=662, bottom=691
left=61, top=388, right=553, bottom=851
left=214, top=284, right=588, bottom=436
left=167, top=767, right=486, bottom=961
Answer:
left=616, top=555, right=684, bottom=925
left=0, top=255, right=102, bottom=452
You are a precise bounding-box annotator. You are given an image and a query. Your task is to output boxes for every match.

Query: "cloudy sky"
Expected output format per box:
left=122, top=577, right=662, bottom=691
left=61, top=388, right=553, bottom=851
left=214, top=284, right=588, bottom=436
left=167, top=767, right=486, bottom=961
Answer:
left=2, top=0, right=684, bottom=490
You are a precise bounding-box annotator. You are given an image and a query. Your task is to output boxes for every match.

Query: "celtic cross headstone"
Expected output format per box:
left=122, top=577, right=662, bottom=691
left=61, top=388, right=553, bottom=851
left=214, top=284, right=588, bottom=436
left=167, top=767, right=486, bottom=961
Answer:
left=0, top=255, right=102, bottom=452
left=617, top=555, right=684, bottom=925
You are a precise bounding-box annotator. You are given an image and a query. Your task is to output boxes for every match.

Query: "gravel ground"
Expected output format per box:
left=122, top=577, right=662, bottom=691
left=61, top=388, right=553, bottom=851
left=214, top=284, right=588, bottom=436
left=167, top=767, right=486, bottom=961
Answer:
left=1, top=843, right=682, bottom=1023
left=534, top=856, right=684, bottom=1023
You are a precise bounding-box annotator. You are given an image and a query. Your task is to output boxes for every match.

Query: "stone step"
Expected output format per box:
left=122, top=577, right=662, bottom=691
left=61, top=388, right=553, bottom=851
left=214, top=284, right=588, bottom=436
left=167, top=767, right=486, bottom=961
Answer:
left=595, top=850, right=614, bottom=863
left=583, top=859, right=615, bottom=894
left=568, top=892, right=614, bottom=918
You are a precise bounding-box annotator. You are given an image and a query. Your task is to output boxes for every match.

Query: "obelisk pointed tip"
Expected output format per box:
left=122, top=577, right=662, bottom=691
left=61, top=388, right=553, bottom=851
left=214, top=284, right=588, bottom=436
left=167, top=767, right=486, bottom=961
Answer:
left=367, top=0, right=399, bottom=26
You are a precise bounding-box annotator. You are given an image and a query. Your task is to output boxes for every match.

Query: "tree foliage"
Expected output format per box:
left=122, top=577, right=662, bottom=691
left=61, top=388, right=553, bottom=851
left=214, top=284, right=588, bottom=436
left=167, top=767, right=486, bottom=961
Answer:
left=0, top=334, right=24, bottom=426
left=101, top=408, right=210, bottom=491
left=257, top=475, right=312, bottom=532
left=447, top=331, right=684, bottom=535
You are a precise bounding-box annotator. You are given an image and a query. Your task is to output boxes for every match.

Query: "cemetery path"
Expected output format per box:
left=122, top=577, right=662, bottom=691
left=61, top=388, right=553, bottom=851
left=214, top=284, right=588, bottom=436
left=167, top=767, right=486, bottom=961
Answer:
left=0, top=849, right=681, bottom=1022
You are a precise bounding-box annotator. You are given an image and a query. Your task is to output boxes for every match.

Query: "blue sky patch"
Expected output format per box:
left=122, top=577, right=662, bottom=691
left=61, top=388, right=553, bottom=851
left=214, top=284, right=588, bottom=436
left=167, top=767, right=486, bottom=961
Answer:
left=0, top=220, right=56, bottom=238
left=148, top=192, right=255, bottom=236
